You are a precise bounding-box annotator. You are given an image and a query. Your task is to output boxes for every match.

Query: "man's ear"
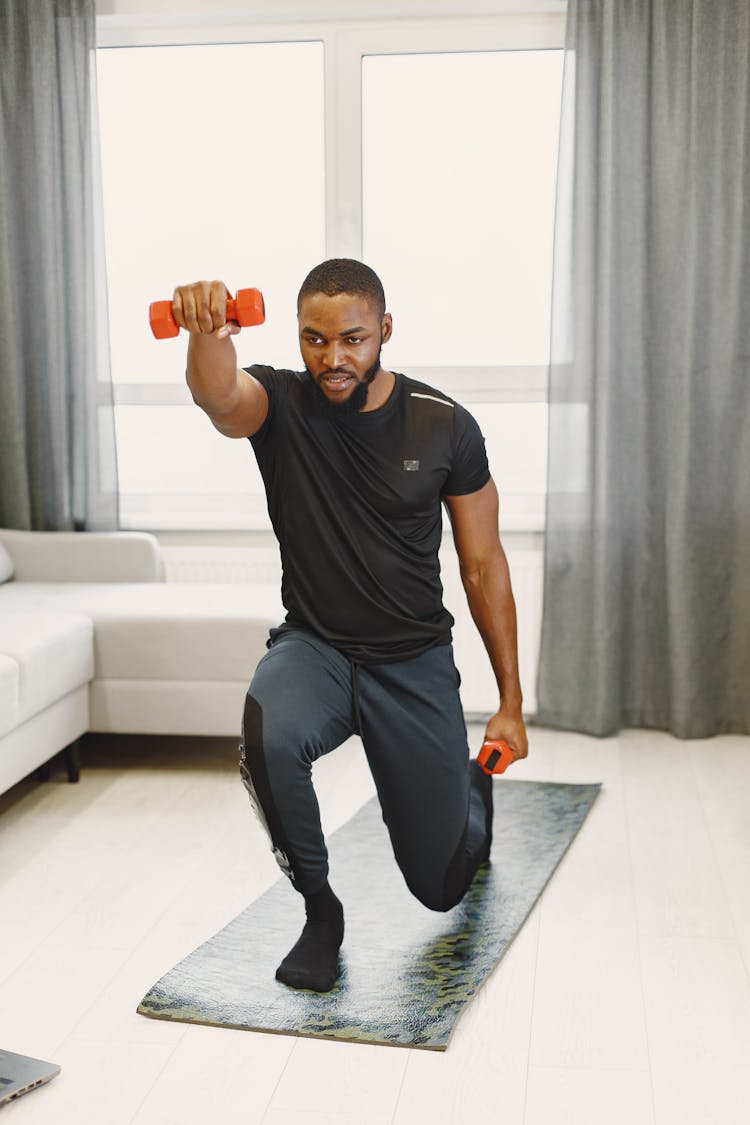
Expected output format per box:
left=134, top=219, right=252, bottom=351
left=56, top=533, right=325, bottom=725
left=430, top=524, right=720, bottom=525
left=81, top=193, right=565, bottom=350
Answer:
left=381, top=312, right=393, bottom=343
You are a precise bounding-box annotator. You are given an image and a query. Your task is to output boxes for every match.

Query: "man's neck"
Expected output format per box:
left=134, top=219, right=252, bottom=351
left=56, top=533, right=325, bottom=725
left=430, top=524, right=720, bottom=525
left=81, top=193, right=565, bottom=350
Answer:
left=362, top=368, right=395, bottom=412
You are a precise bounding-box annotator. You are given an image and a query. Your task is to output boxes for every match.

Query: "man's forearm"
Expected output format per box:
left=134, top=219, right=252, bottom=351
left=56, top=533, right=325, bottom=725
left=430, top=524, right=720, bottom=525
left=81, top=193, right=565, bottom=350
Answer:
left=461, top=548, right=523, bottom=713
left=186, top=332, right=242, bottom=416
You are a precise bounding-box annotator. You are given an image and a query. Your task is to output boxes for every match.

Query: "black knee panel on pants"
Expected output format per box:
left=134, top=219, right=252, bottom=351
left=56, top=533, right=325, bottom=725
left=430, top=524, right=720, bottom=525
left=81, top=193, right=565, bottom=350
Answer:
left=240, top=693, right=299, bottom=885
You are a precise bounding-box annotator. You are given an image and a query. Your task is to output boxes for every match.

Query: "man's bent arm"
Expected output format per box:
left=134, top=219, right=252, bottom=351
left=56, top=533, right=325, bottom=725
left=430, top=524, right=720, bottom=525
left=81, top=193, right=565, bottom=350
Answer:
left=186, top=333, right=268, bottom=439
left=176, top=279, right=269, bottom=439
left=443, top=479, right=528, bottom=759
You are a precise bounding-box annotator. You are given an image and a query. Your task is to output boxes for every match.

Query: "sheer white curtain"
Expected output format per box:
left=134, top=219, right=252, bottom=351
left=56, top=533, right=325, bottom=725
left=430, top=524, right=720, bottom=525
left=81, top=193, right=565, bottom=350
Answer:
left=536, top=0, right=750, bottom=737
left=0, top=0, right=118, bottom=530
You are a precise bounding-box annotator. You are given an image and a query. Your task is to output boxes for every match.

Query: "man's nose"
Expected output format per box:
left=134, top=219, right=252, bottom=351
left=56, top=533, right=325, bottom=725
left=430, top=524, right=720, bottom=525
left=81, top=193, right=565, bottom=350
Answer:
left=324, top=340, right=346, bottom=370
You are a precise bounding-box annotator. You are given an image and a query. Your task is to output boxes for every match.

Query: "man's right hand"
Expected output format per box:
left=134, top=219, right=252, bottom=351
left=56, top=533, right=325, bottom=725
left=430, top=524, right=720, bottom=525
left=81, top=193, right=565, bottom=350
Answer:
left=172, top=280, right=242, bottom=340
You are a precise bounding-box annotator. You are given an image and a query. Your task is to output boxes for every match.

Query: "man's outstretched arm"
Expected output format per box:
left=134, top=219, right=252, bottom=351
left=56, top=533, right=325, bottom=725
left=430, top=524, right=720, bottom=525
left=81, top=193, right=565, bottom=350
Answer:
left=443, top=478, right=528, bottom=761
left=175, top=279, right=269, bottom=439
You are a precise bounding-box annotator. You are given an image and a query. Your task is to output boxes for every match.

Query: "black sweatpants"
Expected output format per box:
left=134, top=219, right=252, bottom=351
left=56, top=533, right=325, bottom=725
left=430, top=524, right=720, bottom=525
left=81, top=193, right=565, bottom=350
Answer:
left=240, top=626, right=490, bottom=912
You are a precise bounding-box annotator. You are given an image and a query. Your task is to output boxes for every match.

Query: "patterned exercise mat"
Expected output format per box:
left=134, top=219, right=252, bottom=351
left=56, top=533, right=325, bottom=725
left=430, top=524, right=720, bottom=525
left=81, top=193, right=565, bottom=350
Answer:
left=138, top=779, right=600, bottom=1050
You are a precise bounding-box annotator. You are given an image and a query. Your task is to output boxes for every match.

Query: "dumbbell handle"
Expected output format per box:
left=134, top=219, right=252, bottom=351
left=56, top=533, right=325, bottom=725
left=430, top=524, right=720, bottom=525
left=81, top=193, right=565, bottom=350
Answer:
left=149, top=287, right=265, bottom=339
left=223, top=296, right=241, bottom=321
left=477, top=739, right=515, bottom=775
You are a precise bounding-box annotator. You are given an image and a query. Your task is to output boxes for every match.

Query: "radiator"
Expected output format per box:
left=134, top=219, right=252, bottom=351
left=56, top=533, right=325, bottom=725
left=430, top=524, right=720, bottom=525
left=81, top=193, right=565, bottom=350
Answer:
left=161, top=544, right=544, bottom=717
left=161, top=545, right=282, bottom=586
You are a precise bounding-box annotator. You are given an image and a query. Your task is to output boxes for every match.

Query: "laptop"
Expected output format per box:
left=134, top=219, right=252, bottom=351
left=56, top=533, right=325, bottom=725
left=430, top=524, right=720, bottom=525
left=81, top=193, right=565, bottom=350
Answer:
left=0, top=1049, right=60, bottom=1105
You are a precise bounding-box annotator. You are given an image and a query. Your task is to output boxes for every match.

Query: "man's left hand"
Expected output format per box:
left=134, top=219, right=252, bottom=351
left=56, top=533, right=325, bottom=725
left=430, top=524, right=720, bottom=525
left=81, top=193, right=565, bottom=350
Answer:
left=483, top=708, right=528, bottom=764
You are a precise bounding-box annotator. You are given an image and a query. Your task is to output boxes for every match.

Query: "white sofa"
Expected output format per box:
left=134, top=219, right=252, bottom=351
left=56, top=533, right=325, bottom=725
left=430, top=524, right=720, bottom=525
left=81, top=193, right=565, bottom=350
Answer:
left=0, top=529, right=283, bottom=797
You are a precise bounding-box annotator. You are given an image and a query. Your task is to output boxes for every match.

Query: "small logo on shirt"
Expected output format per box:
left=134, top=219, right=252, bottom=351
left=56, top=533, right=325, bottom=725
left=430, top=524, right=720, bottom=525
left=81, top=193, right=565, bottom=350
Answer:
left=403, top=460, right=420, bottom=471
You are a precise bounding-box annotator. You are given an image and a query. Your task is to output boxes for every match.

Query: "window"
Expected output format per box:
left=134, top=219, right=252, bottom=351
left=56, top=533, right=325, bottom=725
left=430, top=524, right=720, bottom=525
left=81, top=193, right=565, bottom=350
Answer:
left=363, top=50, right=561, bottom=368
left=96, top=12, right=564, bottom=531
left=96, top=39, right=325, bottom=528
left=362, top=47, right=563, bottom=528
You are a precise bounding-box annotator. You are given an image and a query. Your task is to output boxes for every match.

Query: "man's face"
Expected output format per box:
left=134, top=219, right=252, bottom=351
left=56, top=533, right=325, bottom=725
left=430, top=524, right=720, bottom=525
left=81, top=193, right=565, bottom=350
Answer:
left=298, top=292, right=392, bottom=412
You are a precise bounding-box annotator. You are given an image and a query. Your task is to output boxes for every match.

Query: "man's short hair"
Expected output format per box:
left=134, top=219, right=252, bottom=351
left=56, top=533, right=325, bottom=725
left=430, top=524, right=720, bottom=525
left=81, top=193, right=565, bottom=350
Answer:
left=297, top=258, right=386, bottom=318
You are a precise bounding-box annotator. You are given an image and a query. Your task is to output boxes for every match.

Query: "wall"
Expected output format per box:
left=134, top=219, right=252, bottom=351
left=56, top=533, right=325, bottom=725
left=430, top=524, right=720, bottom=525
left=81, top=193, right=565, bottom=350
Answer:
left=99, top=0, right=553, bottom=714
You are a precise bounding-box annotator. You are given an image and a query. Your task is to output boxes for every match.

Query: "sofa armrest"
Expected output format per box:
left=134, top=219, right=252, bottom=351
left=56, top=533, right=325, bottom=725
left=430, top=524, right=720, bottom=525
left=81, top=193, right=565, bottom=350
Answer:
left=0, top=530, right=162, bottom=582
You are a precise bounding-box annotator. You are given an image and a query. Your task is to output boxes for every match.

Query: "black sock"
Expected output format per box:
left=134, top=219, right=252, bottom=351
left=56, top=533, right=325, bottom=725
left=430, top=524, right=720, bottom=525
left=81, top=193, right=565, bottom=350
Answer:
left=275, top=882, right=345, bottom=993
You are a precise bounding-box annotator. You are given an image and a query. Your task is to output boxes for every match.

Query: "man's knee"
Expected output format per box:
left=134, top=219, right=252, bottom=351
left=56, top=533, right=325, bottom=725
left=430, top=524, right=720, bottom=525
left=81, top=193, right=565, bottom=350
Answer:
left=239, top=693, right=300, bottom=885
left=402, top=866, right=466, bottom=914
left=405, top=878, right=464, bottom=913
left=241, top=692, right=263, bottom=755
left=241, top=691, right=312, bottom=776
left=400, top=825, right=473, bottom=913
left=239, top=693, right=297, bottom=814
left=239, top=694, right=270, bottom=805
left=413, top=887, right=460, bottom=913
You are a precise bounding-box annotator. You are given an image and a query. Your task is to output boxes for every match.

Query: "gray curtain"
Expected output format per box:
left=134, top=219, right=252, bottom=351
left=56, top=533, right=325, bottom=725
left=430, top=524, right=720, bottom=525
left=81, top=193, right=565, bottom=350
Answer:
left=536, top=0, right=750, bottom=738
left=0, top=0, right=118, bottom=531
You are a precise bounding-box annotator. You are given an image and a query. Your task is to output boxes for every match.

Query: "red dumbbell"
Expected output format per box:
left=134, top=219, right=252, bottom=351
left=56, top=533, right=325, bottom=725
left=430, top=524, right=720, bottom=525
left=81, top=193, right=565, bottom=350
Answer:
left=477, top=739, right=515, bottom=775
left=149, top=288, right=265, bottom=339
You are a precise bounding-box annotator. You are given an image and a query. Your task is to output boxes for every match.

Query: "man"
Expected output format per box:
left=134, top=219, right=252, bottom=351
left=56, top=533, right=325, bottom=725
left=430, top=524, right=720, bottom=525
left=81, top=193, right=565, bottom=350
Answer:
left=174, top=259, right=528, bottom=993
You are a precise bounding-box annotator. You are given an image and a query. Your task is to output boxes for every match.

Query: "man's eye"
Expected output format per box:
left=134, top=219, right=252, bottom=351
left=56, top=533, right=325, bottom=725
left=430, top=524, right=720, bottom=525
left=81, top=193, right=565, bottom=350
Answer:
left=347, top=337, right=363, bottom=345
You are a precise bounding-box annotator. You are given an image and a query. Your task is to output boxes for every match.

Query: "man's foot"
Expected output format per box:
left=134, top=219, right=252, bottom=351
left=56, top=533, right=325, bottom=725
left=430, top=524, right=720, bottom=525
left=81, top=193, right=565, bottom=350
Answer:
left=275, top=882, right=344, bottom=993
left=469, top=759, right=494, bottom=864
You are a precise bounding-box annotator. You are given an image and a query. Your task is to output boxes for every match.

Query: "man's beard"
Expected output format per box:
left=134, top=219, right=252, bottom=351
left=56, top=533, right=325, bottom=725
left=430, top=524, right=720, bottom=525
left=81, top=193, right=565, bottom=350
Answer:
left=307, top=350, right=382, bottom=415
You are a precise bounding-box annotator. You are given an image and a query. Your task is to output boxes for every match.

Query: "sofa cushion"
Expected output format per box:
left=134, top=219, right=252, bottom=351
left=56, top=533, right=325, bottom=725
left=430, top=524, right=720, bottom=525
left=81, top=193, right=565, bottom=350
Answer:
left=0, top=543, right=13, bottom=584
left=0, top=609, right=93, bottom=724
left=0, top=530, right=160, bottom=582
left=0, top=654, right=20, bottom=737
left=0, top=583, right=283, bottom=683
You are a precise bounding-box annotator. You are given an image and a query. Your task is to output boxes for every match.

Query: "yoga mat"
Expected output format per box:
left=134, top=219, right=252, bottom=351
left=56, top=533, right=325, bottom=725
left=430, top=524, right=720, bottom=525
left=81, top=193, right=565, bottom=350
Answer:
left=138, top=779, right=600, bottom=1050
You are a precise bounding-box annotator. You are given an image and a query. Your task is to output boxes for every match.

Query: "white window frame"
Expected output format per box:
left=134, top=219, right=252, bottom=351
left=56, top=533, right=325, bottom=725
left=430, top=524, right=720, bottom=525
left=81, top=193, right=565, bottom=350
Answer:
left=96, top=5, right=565, bottom=532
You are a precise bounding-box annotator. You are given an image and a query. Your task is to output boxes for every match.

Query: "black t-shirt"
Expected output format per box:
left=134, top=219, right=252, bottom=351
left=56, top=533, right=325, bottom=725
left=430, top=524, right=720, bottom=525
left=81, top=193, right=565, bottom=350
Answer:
left=246, top=365, right=490, bottom=663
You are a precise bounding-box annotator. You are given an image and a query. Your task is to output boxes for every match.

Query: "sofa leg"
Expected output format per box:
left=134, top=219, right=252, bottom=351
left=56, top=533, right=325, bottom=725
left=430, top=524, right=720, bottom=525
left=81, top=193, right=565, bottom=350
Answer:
left=64, top=740, right=81, bottom=784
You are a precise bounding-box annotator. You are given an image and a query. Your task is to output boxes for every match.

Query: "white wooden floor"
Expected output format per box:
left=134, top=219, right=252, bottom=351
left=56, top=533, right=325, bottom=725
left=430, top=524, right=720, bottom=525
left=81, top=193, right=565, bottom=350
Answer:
left=1, top=723, right=749, bottom=1125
